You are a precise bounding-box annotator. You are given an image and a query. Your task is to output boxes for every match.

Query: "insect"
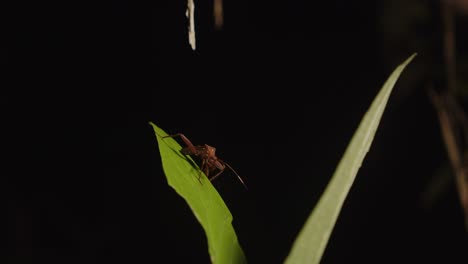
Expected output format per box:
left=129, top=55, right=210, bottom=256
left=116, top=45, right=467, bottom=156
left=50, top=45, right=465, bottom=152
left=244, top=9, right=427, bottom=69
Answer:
left=163, top=133, right=247, bottom=189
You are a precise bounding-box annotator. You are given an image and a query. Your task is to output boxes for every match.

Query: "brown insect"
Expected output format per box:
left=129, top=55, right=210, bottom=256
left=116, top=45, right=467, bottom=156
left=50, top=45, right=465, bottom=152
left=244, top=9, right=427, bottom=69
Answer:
left=163, top=133, right=247, bottom=189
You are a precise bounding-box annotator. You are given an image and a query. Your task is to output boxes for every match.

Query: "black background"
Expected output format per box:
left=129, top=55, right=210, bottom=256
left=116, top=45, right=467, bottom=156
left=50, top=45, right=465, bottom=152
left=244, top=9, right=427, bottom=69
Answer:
left=4, top=0, right=467, bottom=263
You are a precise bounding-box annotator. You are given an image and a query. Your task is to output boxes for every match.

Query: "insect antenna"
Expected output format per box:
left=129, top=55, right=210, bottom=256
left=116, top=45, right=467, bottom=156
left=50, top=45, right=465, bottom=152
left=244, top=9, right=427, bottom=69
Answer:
left=224, top=162, right=248, bottom=190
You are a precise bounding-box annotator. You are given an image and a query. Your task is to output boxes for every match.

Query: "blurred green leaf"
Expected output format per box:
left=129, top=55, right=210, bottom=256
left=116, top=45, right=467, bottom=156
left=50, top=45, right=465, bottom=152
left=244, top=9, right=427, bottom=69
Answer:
left=150, top=123, right=247, bottom=264
left=284, top=53, right=417, bottom=264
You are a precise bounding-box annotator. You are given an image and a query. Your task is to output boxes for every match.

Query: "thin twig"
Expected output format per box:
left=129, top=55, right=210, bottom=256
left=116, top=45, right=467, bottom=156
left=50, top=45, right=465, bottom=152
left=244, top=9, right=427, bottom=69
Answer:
left=214, top=0, right=224, bottom=30
left=442, top=0, right=456, bottom=93
left=429, top=88, right=468, bottom=230
left=440, top=0, right=468, bottom=230
left=429, top=90, right=462, bottom=168
left=449, top=95, right=468, bottom=141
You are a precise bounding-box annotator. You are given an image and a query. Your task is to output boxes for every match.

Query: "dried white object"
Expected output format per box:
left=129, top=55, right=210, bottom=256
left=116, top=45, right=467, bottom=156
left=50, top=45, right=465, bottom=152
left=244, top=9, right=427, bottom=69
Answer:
left=186, top=0, right=196, bottom=50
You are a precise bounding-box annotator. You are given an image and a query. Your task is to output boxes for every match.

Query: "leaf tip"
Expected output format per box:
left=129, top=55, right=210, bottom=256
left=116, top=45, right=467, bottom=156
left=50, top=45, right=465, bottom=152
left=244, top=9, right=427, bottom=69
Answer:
left=405, top=52, right=418, bottom=65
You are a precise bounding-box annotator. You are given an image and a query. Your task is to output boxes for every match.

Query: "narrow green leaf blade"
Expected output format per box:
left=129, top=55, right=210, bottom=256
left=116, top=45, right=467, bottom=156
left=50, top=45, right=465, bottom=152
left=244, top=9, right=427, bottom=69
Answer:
left=150, top=122, right=247, bottom=264
left=284, top=53, right=417, bottom=264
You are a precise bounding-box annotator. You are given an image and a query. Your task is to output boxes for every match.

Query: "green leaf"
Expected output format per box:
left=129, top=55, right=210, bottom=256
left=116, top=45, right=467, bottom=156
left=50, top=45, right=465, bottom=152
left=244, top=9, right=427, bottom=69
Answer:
left=150, top=123, right=247, bottom=264
left=284, top=53, right=417, bottom=264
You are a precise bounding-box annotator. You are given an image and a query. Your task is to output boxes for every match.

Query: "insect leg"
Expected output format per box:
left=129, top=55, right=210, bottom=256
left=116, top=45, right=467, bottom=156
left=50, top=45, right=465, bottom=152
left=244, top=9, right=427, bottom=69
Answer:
left=208, top=168, right=224, bottom=182
left=199, top=158, right=208, bottom=183
left=162, top=133, right=197, bottom=154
